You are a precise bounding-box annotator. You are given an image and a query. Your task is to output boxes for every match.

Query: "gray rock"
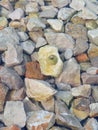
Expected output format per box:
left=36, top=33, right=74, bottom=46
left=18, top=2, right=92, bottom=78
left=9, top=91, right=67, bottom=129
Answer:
left=58, top=7, right=75, bottom=21
left=4, top=101, right=26, bottom=127
left=89, top=103, right=98, bottom=117
left=8, top=8, right=24, bottom=20
left=18, top=31, right=29, bottom=42
left=81, top=72, right=98, bottom=85
left=27, top=17, right=46, bottom=31
left=25, top=2, right=39, bottom=13
left=51, top=0, right=71, bottom=8
left=56, top=58, right=81, bottom=87
left=80, top=62, right=92, bottom=71
left=0, top=67, right=23, bottom=90
left=73, top=38, right=89, bottom=56
left=86, top=67, right=98, bottom=75
left=26, top=110, right=55, bottom=130
left=4, top=44, right=23, bottom=67
left=14, top=64, right=26, bottom=76
left=45, top=32, right=75, bottom=52
left=21, top=40, right=35, bottom=55
left=92, top=86, right=98, bottom=102
left=36, top=37, right=47, bottom=48
left=64, top=48, right=73, bottom=59
left=56, top=83, right=71, bottom=91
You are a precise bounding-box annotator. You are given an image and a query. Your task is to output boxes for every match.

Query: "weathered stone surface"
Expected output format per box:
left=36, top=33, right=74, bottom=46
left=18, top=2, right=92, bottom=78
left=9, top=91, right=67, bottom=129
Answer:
left=88, top=44, right=98, bottom=67
left=25, top=2, right=39, bottom=13
left=0, top=83, right=8, bottom=112
left=36, top=37, right=47, bottom=48
left=84, top=118, right=98, bottom=130
left=8, top=8, right=24, bottom=20
left=65, top=23, right=87, bottom=40
left=80, top=62, right=92, bottom=71
left=92, top=86, right=98, bottom=102
left=21, top=40, right=35, bottom=55
left=86, top=67, right=98, bottom=75
left=26, top=110, right=55, bottom=130
left=56, top=58, right=81, bottom=87
left=56, top=83, right=71, bottom=91
left=0, top=17, right=8, bottom=30
left=50, top=126, right=69, bottom=130
left=2, top=125, right=21, bottom=130
left=64, top=48, right=73, bottom=60
left=4, top=101, right=26, bottom=127
left=0, top=67, right=23, bottom=90
left=76, top=53, right=89, bottom=63
left=31, top=52, right=39, bottom=62
left=85, top=20, right=98, bottom=30
left=27, top=17, right=46, bottom=31
left=14, top=64, right=25, bottom=76
left=51, top=0, right=70, bottom=8
left=18, top=31, right=29, bottom=42
left=25, top=78, right=57, bottom=101
left=4, top=44, right=23, bottom=67
left=89, top=103, right=98, bottom=117
left=38, top=45, right=63, bottom=77
left=58, top=7, right=75, bottom=20
left=81, top=72, right=98, bottom=85
left=45, top=32, right=75, bottom=51
left=70, top=0, right=85, bottom=11
left=25, top=61, right=45, bottom=80
left=71, top=15, right=85, bottom=25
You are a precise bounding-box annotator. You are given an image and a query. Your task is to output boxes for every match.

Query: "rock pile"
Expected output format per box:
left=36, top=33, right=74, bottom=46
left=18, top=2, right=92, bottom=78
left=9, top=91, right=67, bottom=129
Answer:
left=0, top=0, right=98, bottom=130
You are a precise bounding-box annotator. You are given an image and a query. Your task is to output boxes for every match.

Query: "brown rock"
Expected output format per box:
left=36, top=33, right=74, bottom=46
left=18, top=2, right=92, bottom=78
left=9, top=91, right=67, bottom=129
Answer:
left=3, top=125, right=21, bottom=130
left=76, top=53, right=89, bottom=63
left=25, top=61, right=45, bottom=80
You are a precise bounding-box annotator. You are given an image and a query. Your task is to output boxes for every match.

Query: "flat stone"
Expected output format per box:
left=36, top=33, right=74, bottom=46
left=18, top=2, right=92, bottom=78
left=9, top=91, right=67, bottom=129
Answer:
left=85, top=20, right=98, bottom=30
left=70, top=0, right=85, bottom=11
left=25, top=78, right=57, bottom=101
left=71, top=15, right=85, bottom=25
left=45, top=32, right=75, bottom=52
left=86, top=67, right=98, bottom=74
left=38, top=45, right=63, bottom=77
left=47, top=19, right=63, bottom=32
left=84, top=118, right=98, bottom=130
left=73, top=38, right=89, bottom=56
left=4, top=44, right=23, bottom=67
left=14, top=64, right=26, bottom=76
left=8, top=8, right=24, bottom=20
left=64, top=48, right=73, bottom=60
left=88, top=44, right=98, bottom=67
left=65, top=23, right=87, bottom=40
left=51, top=0, right=70, bottom=8
left=0, top=17, right=8, bottom=30
left=76, top=53, right=89, bottom=63
left=81, top=72, right=98, bottom=85
left=21, top=40, right=35, bottom=55
left=4, top=101, right=26, bottom=127
left=89, top=103, right=98, bottom=117
left=31, top=52, right=39, bottom=62
left=25, top=61, right=45, bottom=80
left=26, top=110, right=55, bottom=130
left=88, top=28, right=98, bottom=46
left=56, top=83, right=71, bottom=91
left=26, top=2, right=39, bottom=13
left=92, top=86, right=98, bottom=102
left=36, top=37, right=47, bottom=48
left=27, top=17, right=46, bottom=31
left=56, top=58, right=81, bottom=87
left=58, top=7, right=75, bottom=21
left=18, top=31, right=29, bottom=42
left=0, top=83, right=8, bottom=112
left=0, top=67, right=23, bottom=90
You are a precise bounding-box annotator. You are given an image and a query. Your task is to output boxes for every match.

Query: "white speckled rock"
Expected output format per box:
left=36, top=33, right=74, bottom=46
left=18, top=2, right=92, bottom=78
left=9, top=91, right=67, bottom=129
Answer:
left=26, top=2, right=39, bottom=13
left=38, top=45, right=63, bottom=77
left=89, top=103, right=98, bottom=117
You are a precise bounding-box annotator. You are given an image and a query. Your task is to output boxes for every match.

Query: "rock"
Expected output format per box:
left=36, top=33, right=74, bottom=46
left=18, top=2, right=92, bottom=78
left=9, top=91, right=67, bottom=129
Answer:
left=36, top=37, right=47, bottom=48
left=80, top=62, right=92, bottom=71
left=84, top=118, right=98, bottom=130
left=50, top=126, right=69, bottom=130
left=58, top=7, right=75, bottom=21
left=2, top=125, right=21, bottom=130
left=8, top=8, right=24, bottom=20
left=64, top=49, right=73, bottom=60
left=0, top=0, right=13, bottom=11
left=71, top=84, right=91, bottom=98
left=47, top=19, right=63, bottom=32
left=85, top=20, right=98, bottom=30
left=77, top=7, right=97, bottom=20
left=38, top=45, right=63, bottom=77
left=51, top=0, right=70, bottom=8
left=27, top=17, right=46, bottom=31
left=56, top=83, right=71, bottom=91
left=88, top=44, right=98, bottom=67
left=0, top=83, right=8, bottom=112
left=25, top=61, right=45, bottom=80
left=31, top=52, right=39, bottom=62
left=71, top=98, right=90, bottom=120
left=70, top=0, right=85, bottom=11
left=26, top=110, right=55, bottom=130
left=21, top=40, right=35, bottom=55
left=25, top=78, right=57, bottom=101
left=92, top=86, right=98, bottom=102
left=88, top=28, right=98, bottom=46
left=0, top=17, right=8, bottom=30
left=81, top=72, right=98, bottom=85
left=45, top=32, right=75, bottom=52
left=41, top=97, right=54, bottom=112
left=65, top=23, right=87, bottom=40
left=55, top=91, right=73, bottom=106
left=4, top=44, right=23, bottom=67
left=25, top=2, right=39, bottom=14
left=4, top=101, right=26, bottom=127
left=56, top=58, right=81, bottom=87
left=89, top=103, right=98, bottom=117
left=86, top=67, right=98, bottom=74
left=18, top=31, right=29, bottom=42
left=14, top=64, right=25, bottom=76
left=0, top=67, right=23, bottom=90
left=15, top=0, right=27, bottom=10
left=73, top=38, right=89, bottom=56
left=76, top=53, right=89, bottom=63
left=71, top=15, right=85, bottom=25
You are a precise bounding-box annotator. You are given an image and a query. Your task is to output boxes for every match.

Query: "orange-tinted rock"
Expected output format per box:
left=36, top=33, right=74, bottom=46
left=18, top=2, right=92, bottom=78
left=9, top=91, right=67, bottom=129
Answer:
left=3, top=125, right=21, bottom=130
left=25, top=61, right=45, bottom=80
left=76, top=53, right=89, bottom=63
